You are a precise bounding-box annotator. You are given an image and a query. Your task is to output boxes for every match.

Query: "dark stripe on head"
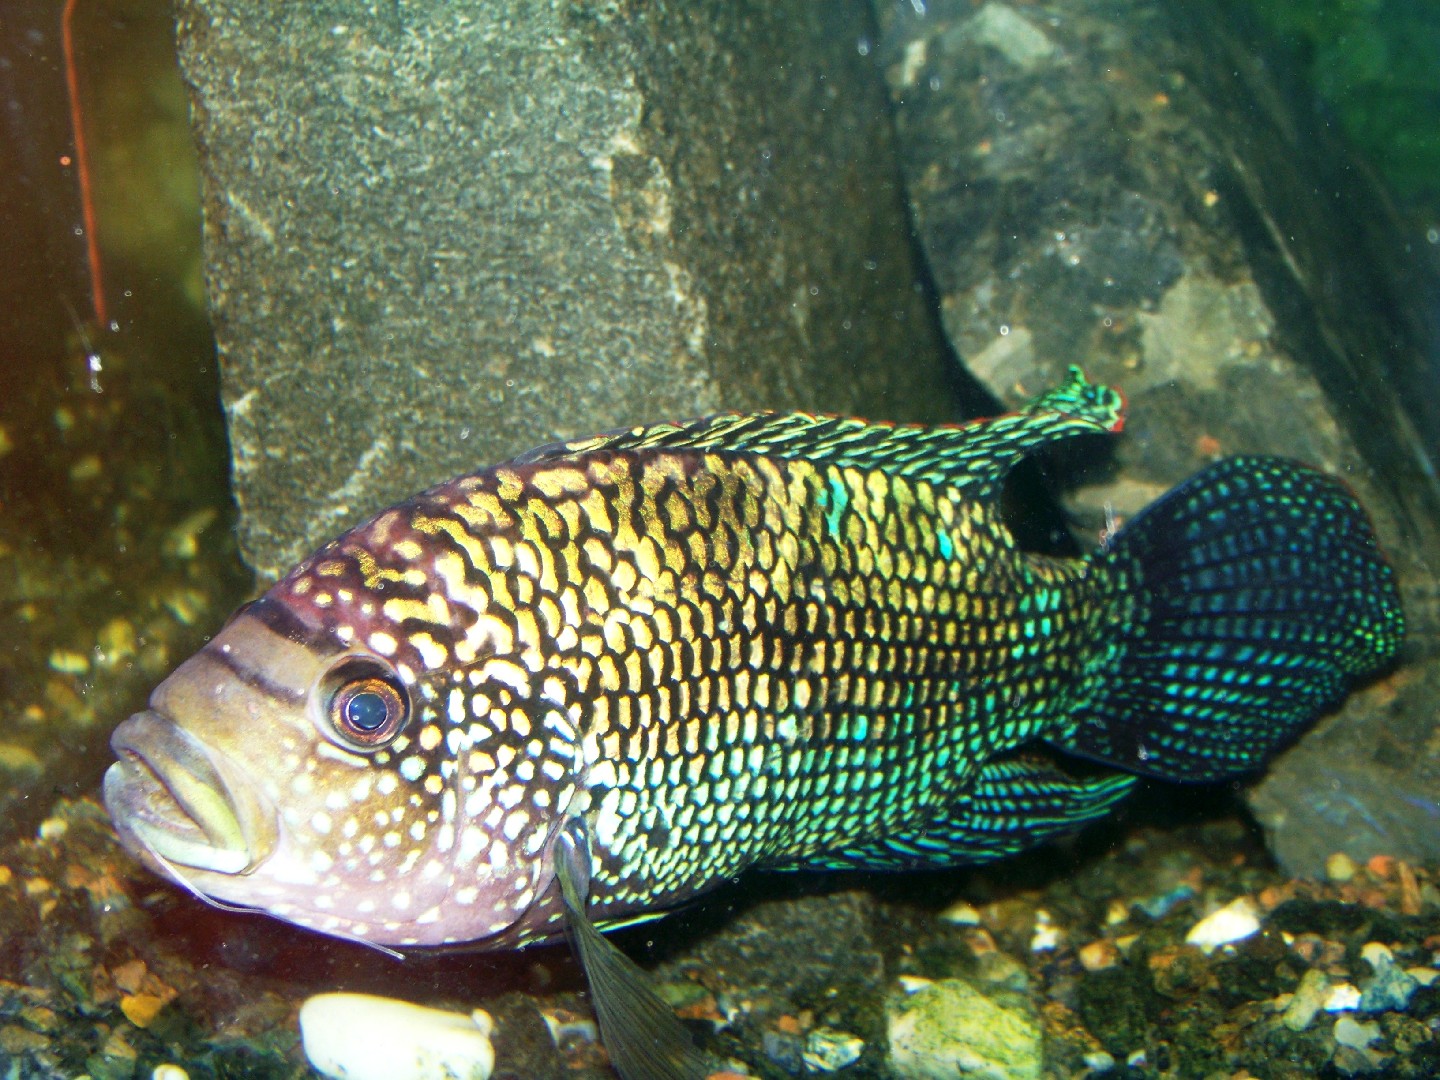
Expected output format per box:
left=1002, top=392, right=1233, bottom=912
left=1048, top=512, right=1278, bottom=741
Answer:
left=202, top=636, right=310, bottom=705
left=240, top=596, right=335, bottom=650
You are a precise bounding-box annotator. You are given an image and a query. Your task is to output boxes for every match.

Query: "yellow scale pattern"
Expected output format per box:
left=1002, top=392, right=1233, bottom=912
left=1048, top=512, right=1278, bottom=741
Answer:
left=281, top=444, right=1109, bottom=942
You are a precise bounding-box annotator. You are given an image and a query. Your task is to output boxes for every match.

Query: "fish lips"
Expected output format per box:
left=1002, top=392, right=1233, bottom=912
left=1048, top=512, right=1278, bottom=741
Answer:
left=105, top=709, right=279, bottom=879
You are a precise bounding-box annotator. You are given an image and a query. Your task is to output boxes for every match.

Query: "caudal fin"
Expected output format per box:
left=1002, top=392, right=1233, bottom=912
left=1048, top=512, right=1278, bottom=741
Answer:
left=1062, top=456, right=1404, bottom=782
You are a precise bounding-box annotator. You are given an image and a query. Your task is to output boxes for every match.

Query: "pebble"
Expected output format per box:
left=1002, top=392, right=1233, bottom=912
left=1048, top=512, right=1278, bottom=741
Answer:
left=1183, top=897, right=1260, bottom=953
left=37, top=818, right=68, bottom=843
left=0, top=743, right=43, bottom=781
left=940, top=900, right=982, bottom=926
left=887, top=976, right=1041, bottom=1080
left=1358, top=941, right=1420, bottom=1013
left=1078, top=939, right=1119, bottom=972
left=1029, top=909, right=1059, bottom=952
left=1323, top=983, right=1362, bottom=1012
left=48, top=649, right=90, bottom=675
left=1281, top=969, right=1330, bottom=1031
left=802, top=1026, right=865, bottom=1072
left=120, top=993, right=168, bottom=1028
left=152, top=1066, right=189, bottom=1080
left=1325, top=852, right=1358, bottom=882
left=1136, top=883, right=1195, bottom=919
left=1333, top=1015, right=1381, bottom=1050
left=299, top=993, right=494, bottom=1080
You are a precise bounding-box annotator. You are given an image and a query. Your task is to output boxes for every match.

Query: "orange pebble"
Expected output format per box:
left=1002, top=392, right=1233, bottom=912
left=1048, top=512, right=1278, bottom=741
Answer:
left=120, top=992, right=166, bottom=1028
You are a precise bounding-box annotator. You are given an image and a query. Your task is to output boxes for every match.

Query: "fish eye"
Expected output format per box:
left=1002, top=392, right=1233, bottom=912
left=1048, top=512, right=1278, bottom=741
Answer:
left=322, top=659, right=410, bottom=751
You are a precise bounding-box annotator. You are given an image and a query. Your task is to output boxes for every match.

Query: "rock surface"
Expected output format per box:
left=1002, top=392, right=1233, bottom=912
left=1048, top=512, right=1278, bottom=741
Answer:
left=175, top=0, right=955, bottom=580
left=875, top=0, right=1440, bottom=873
left=886, top=975, right=1042, bottom=1080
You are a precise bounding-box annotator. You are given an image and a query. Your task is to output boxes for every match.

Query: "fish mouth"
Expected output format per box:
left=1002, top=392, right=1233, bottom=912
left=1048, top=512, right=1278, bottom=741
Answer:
left=104, top=710, right=279, bottom=877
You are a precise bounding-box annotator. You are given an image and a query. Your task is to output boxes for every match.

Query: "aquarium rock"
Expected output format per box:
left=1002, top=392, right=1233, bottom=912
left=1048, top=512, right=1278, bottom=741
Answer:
left=173, top=0, right=952, bottom=581
left=874, top=0, right=1440, bottom=876
left=886, top=976, right=1042, bottom=1080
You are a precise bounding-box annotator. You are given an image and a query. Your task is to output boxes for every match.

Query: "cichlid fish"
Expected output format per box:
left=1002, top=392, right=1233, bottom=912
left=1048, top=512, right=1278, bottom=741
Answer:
left=104, top=369, right=1403, bottom=1078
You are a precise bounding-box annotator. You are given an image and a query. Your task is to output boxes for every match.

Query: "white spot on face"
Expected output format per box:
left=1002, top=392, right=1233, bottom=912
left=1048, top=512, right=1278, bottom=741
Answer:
left=488, top=840, right=508, bottom=869
left=368, top=631, right=398, bottom=655
left=447, top=689, right=466, bottom=725
left=502, top=810, right=528, bottom=841
left=310, top=811, right=333, bottom=835
left=411, top=632, right=448, bottom=669
left=398, top=757, right=425, bottom=782
left=316, top=742, right=370, bottom=768
left=377, top=772, right=398, bottom=795
left=409, top=820, right=426, bottom=841
left=392, top=891, right=411, bottom=910
left=457, top=826, right=486, bottom=865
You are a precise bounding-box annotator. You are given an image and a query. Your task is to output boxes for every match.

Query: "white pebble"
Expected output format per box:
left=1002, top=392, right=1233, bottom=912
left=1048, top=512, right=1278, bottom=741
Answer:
left=299, top=993, right=494, bottom=1080
left=153, top=1066, right=189, bottom=1080
left=1184, top=897, right=1260, bottom=953
left=1029, top=908, right=1060, bottom=952
left=1323, top=983, right=1362, bottom=1012
left=1333, top=1015, right=1380, bottom=1049
left=1360, top=941, right=1394, bottom=970
left=897, top=975, right=935, bottom=995
left=939, top=900, right=981, bottom=926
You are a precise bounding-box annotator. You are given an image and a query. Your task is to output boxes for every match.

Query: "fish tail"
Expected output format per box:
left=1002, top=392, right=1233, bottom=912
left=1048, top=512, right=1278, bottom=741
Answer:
left=1061, top=456, right=1404, bottom=782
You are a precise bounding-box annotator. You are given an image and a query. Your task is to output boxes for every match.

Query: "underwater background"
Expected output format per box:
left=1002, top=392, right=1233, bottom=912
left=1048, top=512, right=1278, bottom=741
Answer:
left=1, top=0, right=1439, bottom=1077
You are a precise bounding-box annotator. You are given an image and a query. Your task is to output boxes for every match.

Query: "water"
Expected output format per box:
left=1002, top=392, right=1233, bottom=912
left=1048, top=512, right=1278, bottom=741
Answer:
left=1, top=1, right=1438, bottom=1077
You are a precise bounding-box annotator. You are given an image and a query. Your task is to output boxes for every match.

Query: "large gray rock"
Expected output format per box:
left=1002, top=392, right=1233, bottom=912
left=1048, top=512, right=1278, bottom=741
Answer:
left=875, top=0, right=1440, bottom=872
left=177, top=0, right=955, bottom=580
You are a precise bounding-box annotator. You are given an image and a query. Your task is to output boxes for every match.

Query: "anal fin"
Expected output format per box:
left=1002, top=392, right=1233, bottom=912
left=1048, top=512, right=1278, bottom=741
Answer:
left=803, top=753, right=1138, bottom=871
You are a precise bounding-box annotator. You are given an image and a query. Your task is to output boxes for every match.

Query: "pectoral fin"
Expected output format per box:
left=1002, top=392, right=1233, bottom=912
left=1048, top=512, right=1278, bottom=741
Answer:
left=555, top=819, right=710, bottom=1080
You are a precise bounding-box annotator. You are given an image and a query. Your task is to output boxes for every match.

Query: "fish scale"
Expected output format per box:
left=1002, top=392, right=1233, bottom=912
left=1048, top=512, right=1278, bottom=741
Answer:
left=273, top=438, right=1110, bottom=941
left=104, top=367, right=1402, bottom=1080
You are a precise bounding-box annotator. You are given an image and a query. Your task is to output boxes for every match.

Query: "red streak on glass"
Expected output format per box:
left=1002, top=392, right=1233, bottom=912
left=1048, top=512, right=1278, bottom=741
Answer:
left=62, top=0, right=108, bottom=328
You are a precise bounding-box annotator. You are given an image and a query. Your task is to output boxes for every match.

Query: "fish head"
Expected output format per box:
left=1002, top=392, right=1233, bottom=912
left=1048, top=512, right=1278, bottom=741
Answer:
left=105, top=506, right=578, bottom=948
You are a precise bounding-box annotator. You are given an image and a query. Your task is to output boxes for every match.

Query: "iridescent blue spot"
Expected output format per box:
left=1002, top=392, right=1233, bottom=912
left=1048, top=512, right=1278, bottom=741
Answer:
left=938, top=531, right=954, bottom=559
left=823, top=475, right=849, bottom=538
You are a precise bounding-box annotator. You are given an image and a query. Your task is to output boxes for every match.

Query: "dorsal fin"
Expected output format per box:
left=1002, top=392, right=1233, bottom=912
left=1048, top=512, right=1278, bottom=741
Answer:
left=514, top=366, right=1124, bottom=501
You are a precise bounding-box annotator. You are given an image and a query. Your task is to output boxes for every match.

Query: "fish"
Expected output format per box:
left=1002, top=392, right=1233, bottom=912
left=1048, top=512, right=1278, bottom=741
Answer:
left=103, top=367, right=1404, bottom=1079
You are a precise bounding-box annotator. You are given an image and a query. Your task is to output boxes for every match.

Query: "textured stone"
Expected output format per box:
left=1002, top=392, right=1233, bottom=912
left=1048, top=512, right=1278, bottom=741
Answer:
left=887, top=976, right=1042, bottom=1080
left=876, top=0, right=1440, bottom=874
left=175, top=0, right=954, bottom=580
